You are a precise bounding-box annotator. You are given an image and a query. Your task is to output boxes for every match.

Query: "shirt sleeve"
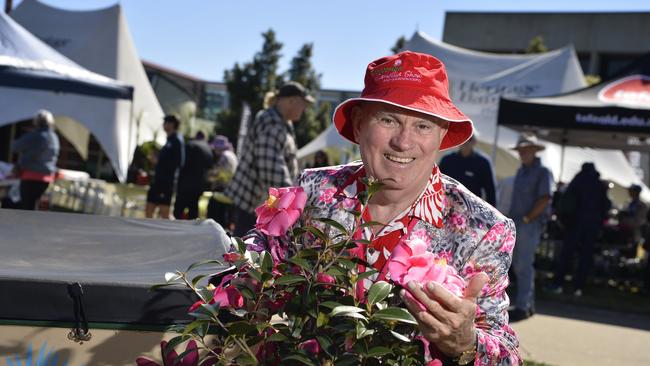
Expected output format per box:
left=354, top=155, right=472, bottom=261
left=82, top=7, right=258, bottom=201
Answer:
left=466, top=218, right=522, bottom=366
left=536, top=168, right=553, bottom=199
left=255, top=122, right=293, bottom=188
left=11, top=132, right=36, bottom=154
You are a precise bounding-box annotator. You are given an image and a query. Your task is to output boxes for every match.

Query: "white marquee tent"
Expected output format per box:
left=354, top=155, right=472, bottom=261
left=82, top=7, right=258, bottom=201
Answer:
left=5, top=0, right=165, bottom=182
left=402, top=31, right=646, bottom=195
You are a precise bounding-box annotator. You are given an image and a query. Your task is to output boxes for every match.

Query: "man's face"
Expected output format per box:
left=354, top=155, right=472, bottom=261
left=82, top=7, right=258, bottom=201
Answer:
left=352, top=102, right=449, bottom=193
left=517, top=146, right=537, bottom=165
left=285, top=96, right=309, bottom=121
left=163, top=121, right=176, bottom=136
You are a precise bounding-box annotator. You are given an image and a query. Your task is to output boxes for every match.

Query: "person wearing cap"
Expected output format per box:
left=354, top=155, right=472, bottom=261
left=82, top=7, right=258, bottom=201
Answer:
left=620, top=184, right=647, bottom=254
left=439, top=134, right=497, bottom=206
left=173, top=131, right=214, bottom=220
left=225, top=81, right=314, bottom=236
left=10, top=109, right=60, bottom=210
left=508, top=133, right=553, bottom=321
left=242, top=52, right=520, bottom=365
left=145, top=114, right=185, bottom=219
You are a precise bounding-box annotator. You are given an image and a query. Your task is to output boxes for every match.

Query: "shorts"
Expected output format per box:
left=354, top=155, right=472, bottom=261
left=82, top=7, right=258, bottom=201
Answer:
left=146, top=184, right=173, bottom=205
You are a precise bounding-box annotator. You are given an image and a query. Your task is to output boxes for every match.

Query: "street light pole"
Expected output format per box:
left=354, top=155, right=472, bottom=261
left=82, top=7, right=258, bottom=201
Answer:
left=5, top=0, right=13, bottom=14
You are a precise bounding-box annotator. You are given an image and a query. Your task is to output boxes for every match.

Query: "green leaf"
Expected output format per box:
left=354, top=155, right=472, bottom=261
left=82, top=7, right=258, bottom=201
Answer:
left=162, top=335, right=190, bottom=358
left=330, top=305, right=366, bottom=318
left=181, top=319, right=208, bottom=337
left=149, top=283, right=177, bottom=291
left=282, top=354, right=317, bottom=366
left=191, top=274, right=208, bottom=287
left=319, top=301, right=343, bottom=309
left=367, top=346, right=392, bottom=358
left=316, top=335, right=333, bottom=356
left=233, top=236, right=246, bottom=254
left=266, top=332, right=288, bottom=342
left=305, top=226, right=328, bottom=243
left=227, top=321, right=257, bottom=336
left=326, top=266, right=346, bottom=276
left=292, top=226, right=308, bottom=237
left=245, top=267, right=262, bottom=282
left=186, top=259, right=224, bottom=272
left=164, top=271, right=182, bottom=283
left=389, top=330, right=411, bottom=342
left=234, top=284, right=256, bottom=300
left=316, top=312, right=329, bottom=327
left=356, top=269, right=379, bottom=282
left=260, top=251, right=273, bottom=273
left=359, top=221, right=385, bottom=230
left=338, top=259, right=357, bottom=270
left=372, top=307, right=417, bottom=324
left=196, top=287, right=214, bottom=303
left=275, top=274, right=307, bottom=286
left=313, top=217, right=349, bottom=235
left=288, top=257, right=312, bottom=271
left=367, top=281, right=392, bottom=305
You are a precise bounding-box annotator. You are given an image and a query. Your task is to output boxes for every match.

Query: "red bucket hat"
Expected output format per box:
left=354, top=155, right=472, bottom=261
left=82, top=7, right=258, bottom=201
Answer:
left=333, top=51, right=473, bottom=151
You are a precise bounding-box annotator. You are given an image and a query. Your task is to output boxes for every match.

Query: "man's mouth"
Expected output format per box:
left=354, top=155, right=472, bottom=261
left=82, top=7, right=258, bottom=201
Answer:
left=384, top=154, right=415, bottom=164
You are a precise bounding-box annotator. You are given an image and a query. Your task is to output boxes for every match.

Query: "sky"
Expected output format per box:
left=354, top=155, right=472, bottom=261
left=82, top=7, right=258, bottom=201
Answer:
left=11, top=0, right=650, bottom=91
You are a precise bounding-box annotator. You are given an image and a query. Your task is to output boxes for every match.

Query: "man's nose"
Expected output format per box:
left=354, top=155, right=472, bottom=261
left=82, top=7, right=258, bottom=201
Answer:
left=390, top=125, right=415, bottom=151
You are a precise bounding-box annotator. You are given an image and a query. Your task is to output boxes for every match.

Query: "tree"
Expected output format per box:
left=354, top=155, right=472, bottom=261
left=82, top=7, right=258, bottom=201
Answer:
left=286, top=43, right=328, bottom=148
left=215, top=29, right=283, bottom=145
left=391, top=36, right=407, bottom=54
left=526, top=35, right=548, bottom=54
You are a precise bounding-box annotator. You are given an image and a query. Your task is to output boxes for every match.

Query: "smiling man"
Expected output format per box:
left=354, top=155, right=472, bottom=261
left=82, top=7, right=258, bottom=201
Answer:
left=244, top=51, right=521, bottom=364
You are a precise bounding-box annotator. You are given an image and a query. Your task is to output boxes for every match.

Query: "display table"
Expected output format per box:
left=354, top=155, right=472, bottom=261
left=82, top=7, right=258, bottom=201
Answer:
left=0, top=209, right=230, bottom=365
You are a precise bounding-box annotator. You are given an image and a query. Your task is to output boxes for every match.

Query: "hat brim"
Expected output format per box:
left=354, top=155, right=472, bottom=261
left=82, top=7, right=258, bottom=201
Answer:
left=304, top=95, right=316, bottom=104
left=333, top=90, right=473, bottom=151
left=511, top=143, right=546, bottom=151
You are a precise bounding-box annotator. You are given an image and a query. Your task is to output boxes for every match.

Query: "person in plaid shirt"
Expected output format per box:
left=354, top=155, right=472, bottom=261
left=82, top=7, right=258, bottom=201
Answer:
left=225, top=81, right=314, bottom=236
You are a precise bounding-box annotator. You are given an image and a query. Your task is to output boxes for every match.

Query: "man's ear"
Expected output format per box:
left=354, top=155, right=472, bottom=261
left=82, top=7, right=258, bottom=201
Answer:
left=350, top=105, right=363, bottom=141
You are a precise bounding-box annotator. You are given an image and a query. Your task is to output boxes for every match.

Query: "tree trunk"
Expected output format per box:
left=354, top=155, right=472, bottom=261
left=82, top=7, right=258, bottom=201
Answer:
left=5, top=0, right=13, bottom=14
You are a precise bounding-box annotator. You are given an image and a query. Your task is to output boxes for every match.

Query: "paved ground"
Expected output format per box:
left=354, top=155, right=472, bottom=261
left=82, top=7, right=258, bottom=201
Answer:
left=511, top=300, right=650, bottom=365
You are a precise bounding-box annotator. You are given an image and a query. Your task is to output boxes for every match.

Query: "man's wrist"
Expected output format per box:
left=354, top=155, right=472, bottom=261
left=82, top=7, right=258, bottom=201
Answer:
left=452, top=333, right=478, bottom=365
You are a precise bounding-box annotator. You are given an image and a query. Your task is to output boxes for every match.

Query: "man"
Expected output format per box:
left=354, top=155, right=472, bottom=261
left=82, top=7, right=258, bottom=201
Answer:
left=145, top=115, right=184, bottom=219
left=174, top=132, right=214, bottom=219
left=439, top=134, right=496, bottom=206
left=11, top=110, right=60, bottom=210
left=225, top=81, right=314, bottom=236
left=508, top=133, right=553, bottom=321
left=551, top=162, right=610, bottom=297
left=244, top=51, right=520, bottom=364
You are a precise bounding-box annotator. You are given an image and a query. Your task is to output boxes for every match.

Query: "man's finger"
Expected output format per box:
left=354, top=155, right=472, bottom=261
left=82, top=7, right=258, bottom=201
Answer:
left=463, top=272, right=489, bottom=303
left=408, top=281, right=455, bottom=317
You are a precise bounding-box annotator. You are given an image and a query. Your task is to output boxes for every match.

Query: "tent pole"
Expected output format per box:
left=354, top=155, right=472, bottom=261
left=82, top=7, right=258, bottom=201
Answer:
left=559, top=133, right=568, bottom=183
left=491, top=125, right=500, bottom=167
left=121, top=100, right=135, bottom=217
left=7, top=123, right=16, bottom=162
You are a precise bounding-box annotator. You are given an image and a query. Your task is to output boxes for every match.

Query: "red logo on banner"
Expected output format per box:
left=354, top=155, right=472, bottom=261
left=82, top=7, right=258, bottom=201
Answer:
left=598, top=75, right=650, bottom=108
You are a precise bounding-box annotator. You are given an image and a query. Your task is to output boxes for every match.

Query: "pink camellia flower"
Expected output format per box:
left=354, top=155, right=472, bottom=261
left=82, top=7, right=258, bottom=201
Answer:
left=222, top=252, right=240, bottom=263
left=136, top=340, right=206, bottom=366
left=188, top=286, right=244, bottom=312
left=387, top=237, right=467, bottom=298
left=255, top=187, right=307, bottom=237
left=297, top=339, right=321, bottom=355
left=316, top=272, right=336, bottom=285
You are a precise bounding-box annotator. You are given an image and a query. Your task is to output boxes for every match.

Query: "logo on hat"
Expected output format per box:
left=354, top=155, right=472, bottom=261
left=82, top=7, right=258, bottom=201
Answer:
left=598, top=75, right=650, bottom=107
left=395, top=59, right=402, bottom=67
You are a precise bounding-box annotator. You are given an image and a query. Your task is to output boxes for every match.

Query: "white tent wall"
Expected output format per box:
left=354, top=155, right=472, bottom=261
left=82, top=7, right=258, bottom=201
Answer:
left=10, top=0, right=165, bottom=182
left=404, top=31, right=648, bottom=201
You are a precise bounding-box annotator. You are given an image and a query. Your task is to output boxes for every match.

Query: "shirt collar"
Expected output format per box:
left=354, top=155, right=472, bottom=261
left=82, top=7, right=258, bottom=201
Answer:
left=342, top=164, right=445, bottom=232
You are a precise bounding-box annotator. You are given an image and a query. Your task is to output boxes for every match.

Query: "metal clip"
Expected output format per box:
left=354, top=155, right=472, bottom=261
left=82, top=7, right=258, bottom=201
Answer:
left=68, top=328, right=92, bottom=344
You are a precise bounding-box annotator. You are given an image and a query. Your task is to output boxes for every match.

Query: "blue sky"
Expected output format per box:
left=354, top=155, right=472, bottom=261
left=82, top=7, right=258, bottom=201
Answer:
left=12, top=0, right=650, bottom=90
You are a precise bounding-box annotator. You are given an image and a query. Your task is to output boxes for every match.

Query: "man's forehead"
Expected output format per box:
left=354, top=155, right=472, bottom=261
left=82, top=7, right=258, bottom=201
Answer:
left=365, top=102, right=448, bottom=124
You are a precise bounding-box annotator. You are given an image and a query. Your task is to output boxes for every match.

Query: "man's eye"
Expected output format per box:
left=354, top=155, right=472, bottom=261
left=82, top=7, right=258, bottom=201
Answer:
left=379, top=117, right=396, bottom=125
left=416, top=123, right=433, bottom=133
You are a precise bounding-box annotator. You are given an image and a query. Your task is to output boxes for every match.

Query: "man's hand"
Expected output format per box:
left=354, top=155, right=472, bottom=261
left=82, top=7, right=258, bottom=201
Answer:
left=400, top=272, right=489, bottom=357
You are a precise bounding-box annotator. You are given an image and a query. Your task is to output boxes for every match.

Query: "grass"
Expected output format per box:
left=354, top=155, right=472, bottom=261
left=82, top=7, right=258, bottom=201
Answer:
left=525, top=361, right=554, bottom=366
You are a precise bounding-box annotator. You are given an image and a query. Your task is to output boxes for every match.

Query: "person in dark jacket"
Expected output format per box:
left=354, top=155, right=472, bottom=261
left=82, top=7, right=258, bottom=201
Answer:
left=174, top=132, right=214, bottom=219
left=145, top=115, right=184, bottom=219
left=551, top=162, right=611, bottom=296
left=438, top=135, right=496, bottom=206
left=11, top=109, right=60, bottom=210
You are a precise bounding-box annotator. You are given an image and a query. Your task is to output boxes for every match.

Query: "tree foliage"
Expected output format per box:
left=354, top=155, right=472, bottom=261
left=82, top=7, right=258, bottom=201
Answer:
left=526, top=35, right=548, bottom=54
left=215, top=31, right=329, bottom=149
left=391, top=35, right=407, bottom=54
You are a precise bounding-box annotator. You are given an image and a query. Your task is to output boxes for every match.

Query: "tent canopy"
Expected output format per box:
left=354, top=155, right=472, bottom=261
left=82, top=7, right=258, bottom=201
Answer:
left=0, top=10, right=133, bottom=100
left=403, top=31, right=646, bottom=189
left=498, top=52, right=650, bottom=151
left=2, top=0, right=166, bottom=182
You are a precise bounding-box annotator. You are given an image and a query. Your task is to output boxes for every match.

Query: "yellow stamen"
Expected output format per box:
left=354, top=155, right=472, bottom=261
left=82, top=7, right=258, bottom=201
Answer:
left=266, top=195, right=278, bottom=208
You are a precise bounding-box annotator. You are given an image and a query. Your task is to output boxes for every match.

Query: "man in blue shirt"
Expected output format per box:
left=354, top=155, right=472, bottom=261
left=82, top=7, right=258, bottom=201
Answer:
left=508, top=133, right=553, bottom=321
left=439, top=135, right=496, bottom=206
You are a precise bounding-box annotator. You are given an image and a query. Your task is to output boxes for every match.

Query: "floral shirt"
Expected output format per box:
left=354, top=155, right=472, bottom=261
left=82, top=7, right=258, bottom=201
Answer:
left=246, top=161, right=521, bottom=366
